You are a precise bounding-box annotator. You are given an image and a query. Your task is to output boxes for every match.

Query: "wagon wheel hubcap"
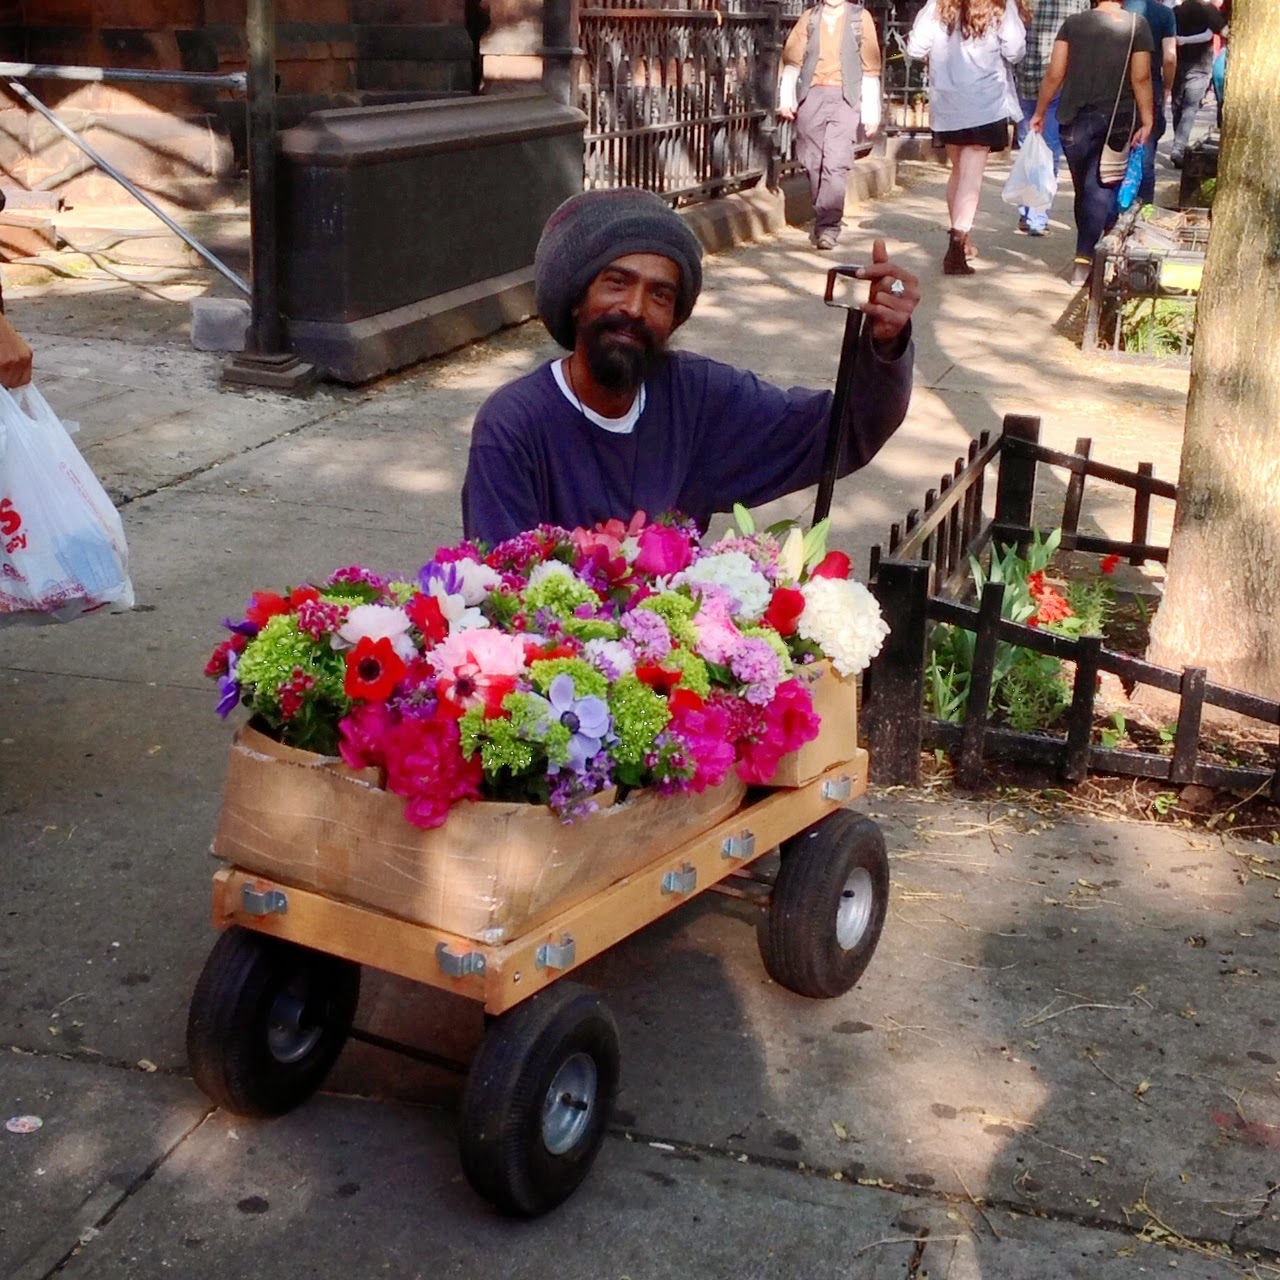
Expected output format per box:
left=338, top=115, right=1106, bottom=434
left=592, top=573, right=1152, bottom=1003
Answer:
left=836, top=867, right=875, bottom=951
left=542, top=1053, right=598, bottom=1155
left=266, top=979, right=324, bottom=1064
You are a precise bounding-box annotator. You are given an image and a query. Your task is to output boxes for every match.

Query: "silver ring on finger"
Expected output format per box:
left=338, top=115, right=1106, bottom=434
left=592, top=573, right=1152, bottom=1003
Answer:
left=888, top=278, right=906, bottom=297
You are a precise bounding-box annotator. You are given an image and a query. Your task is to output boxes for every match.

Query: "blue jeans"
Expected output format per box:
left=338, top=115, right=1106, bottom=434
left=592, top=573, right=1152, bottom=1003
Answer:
left=1015, top=94, right=1062, bottom=232
left=1171, top=57, right=1212, bottom=160
left=1059, top=108, right=1119, bottom=259
left=1137, top=109, right=1166, bottom=206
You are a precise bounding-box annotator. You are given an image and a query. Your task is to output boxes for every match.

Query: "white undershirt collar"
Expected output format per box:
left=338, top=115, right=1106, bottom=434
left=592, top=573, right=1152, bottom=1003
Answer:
left=552, top=359, right=645, bottom=435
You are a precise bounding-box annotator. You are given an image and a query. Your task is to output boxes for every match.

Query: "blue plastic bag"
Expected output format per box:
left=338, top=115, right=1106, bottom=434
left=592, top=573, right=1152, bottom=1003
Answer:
left=1116, top=146, right=1145, bottom=211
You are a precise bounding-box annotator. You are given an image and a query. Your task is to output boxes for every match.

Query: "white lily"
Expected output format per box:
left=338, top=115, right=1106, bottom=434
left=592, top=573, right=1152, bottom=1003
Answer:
left=778, top=527, right=805, bottom=584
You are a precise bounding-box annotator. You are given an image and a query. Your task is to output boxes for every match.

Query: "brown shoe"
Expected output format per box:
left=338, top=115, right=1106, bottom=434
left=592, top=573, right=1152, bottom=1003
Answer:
left=943, top=230, right=975, bottom=276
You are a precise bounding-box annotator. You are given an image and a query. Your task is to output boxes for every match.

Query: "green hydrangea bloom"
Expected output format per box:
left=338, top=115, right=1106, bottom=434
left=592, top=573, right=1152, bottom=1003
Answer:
left=665, top=648, right=710, bottom=697
left=639, top=591, right=698, bottom=647
left=561, top=617, right=621, bottom=643
left=236, top=615, right=345, bottom=711
left=459, top=693, right=571, bottom=773
left=742, top=625, right=794, bottom=672
left=523, top=569, right=598, bottom=618
left=529, top=657, right=608, bottom=699
left=321, top=581, right=383, bottom=606
left=608, top=675, right=670, bottom=765
left=385, top=580, right=416, bottom=606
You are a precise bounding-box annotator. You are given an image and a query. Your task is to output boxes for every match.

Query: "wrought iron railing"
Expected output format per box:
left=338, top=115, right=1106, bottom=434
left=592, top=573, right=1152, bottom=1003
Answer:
left=576, top=0, right=929, bottom=203
left=578, top=0, right=779, bottom=201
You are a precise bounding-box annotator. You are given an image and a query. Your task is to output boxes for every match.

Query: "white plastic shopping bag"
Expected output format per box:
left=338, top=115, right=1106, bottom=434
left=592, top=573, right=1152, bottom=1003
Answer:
left=0, top=382, right=134, bottom=624
left=1002, top=131, right=1058, bottom=211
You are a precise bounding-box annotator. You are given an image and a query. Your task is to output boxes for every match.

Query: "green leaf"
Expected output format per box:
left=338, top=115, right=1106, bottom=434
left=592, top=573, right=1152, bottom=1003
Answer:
left=733, top=503, right=755, bottom=535
left=802, top=518, right=831, bottom=568
left=764, top=518, right=798, bottom=537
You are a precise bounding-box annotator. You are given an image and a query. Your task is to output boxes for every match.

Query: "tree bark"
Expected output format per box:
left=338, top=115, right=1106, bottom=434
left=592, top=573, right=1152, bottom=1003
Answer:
left=1146, top=0, right=1280, bottom=699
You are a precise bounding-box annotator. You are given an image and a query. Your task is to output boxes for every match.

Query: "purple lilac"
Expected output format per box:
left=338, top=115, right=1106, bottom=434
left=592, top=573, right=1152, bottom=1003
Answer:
left=731, top=637, right=784, bottom=706
left=620, top=609, right=672, bottom=661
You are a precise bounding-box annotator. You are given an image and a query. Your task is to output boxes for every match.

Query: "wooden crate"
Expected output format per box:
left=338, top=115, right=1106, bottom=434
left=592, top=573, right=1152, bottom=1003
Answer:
left=214, top=726, right=748, bottom=944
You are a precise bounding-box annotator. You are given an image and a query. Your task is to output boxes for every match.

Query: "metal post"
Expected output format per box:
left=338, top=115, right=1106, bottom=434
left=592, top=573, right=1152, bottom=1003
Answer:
left=758, top=0, right=782, bottom=191
left=223, top=0, right=316, bottom=392
left=541, top=0, right=580, bottom=108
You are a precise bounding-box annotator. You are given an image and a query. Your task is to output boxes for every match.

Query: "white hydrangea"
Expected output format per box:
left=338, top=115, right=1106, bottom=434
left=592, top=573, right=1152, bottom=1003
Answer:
left=333, top=604, right=417, bottom=660
left=676, top=551, right=772, bottom=621
left=798, top=577, right=890, bottom=677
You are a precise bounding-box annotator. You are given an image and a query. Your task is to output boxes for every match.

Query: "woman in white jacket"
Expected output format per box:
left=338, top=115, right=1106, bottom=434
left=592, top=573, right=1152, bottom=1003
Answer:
left=907, top=0, right=1026, bottom=274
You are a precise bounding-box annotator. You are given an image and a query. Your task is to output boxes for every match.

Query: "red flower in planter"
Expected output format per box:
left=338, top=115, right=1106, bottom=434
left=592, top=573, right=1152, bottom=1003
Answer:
left=344, top=636, right=407, bottom=702
left=763, top=586, right=806, bottom=637
left=1100, top=553, right=1121, bottom=575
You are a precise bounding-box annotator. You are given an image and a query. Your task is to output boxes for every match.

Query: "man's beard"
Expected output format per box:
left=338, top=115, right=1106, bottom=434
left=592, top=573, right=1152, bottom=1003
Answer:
left=580, top=314, right=666, bottom=392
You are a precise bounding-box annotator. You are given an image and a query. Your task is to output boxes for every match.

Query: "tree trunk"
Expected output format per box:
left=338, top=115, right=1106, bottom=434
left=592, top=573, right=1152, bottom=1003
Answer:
left=1146, top=2, right=1280, bottom=699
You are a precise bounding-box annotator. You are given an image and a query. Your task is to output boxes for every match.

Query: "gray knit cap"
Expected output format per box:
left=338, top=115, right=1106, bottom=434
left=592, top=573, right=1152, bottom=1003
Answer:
left=534, top=188, right=704, bottom=349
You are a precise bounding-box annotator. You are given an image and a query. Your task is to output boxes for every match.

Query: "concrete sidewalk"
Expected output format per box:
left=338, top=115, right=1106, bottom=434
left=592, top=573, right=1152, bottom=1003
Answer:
left=5, top=154, right=1277, bottom=1280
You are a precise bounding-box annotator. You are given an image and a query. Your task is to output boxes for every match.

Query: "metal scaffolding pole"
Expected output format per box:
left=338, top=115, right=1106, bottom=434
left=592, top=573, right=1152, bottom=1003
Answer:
left=223, top=0, right=316, bottom=392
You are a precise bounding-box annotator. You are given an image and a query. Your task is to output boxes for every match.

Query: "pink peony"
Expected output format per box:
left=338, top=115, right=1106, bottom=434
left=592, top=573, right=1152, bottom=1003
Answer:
left=382, top=715, right=484, bottom=828
left=667, top=691, right=735, bottom=792
left=634, top=523, right=695, bottom=576
left=431, top=627, right=528, bottom=718
left=572, top=511, right=647, bottom=560
left=736, top=677, right=820, bottom=784
left=338, top=702, right=397, bottom=771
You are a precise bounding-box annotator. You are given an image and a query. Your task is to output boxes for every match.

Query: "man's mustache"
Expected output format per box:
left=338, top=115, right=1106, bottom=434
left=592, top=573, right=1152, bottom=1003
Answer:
left=582, top=314, right=658, bottom=350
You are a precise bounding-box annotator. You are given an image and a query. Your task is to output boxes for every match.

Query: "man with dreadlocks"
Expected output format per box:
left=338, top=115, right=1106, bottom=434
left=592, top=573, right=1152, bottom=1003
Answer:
left=461, top=188, right=920, bottom=546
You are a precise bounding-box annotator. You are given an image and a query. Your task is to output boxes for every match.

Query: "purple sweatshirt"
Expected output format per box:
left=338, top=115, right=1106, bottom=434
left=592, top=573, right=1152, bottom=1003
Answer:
left=462, top=331, right=913, bottom=545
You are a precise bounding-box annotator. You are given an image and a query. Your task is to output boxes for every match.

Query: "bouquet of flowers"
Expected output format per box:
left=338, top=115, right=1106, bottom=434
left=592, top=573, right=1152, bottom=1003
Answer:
left=206, top=509, right=889, bottom=830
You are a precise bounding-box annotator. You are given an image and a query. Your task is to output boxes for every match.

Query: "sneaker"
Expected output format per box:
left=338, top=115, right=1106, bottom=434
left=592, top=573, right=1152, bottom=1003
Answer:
left=1027, top=224, right=1048, bottom=237
left=1018, top=213, right=1030, bottom=233
left=815, top=229, right=840, bottom=250
left=1070, top=256, right=1092, bottom=287
left=1169, top=151, right=1184, bottom=169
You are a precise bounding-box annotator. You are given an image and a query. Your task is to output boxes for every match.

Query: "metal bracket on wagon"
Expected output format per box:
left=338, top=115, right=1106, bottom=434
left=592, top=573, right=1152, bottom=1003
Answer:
left=241, top=884, right=288, bottom=916
left=535, top=933, right=577, bottom=971
left=822, top=775, right=854, bottom=802
left=661, top=862, right=698, bottom=895
left=721, top=830, right=756, bottom=860
left=436, top=943, right=486, bottom=978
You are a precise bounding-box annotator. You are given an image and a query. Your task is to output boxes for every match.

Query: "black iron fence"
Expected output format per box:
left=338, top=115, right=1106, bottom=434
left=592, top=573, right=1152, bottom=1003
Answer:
left=576, top=0, right=928, bottom=203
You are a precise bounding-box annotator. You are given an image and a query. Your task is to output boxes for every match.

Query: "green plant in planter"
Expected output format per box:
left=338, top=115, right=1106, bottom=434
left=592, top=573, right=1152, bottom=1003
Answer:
left=1119, top=297, right=1196, bottom=356
left=925, top=530, right=1115, bottom=734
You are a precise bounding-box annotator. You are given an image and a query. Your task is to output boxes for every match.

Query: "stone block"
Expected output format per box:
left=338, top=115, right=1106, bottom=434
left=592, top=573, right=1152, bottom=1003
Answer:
left=190, top=296, right=250, bottom=353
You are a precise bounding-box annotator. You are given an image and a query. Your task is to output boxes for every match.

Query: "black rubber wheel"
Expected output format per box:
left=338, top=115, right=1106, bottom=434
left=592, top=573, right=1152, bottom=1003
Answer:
left=458, top=982, right=619, bottom=1217
left=757, top=810, right=889, bottom=999
left=186, top=927, right=360, bottom=1118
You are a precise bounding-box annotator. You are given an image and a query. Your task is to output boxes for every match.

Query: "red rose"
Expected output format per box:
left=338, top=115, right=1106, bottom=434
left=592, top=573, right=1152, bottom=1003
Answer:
left=763, top=586, right=806, bottom=637
left=809, top=551, right=851, bottom=580
left=1100, top=554, right=1121, bottom=575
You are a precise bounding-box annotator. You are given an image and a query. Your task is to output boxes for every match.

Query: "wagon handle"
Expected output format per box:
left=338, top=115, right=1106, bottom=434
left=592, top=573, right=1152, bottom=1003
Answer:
left=813, top=266, right=867, bottom=525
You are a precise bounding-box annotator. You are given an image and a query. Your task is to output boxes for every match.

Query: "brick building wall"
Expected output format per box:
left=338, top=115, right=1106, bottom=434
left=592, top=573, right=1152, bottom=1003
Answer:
left=0, top=0, right=475, bottom=207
